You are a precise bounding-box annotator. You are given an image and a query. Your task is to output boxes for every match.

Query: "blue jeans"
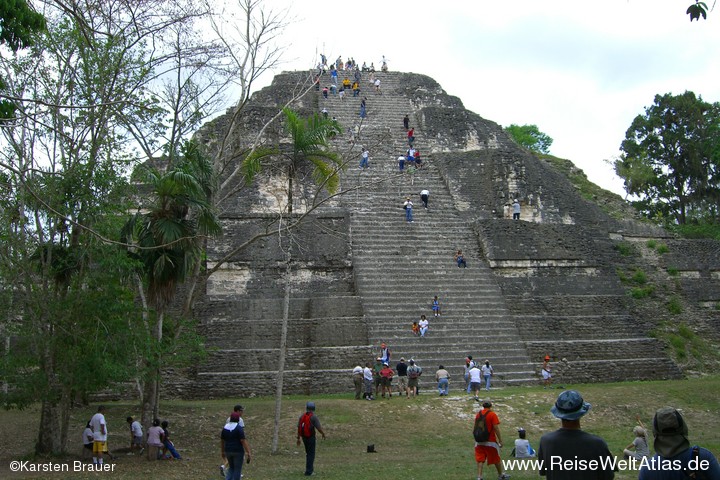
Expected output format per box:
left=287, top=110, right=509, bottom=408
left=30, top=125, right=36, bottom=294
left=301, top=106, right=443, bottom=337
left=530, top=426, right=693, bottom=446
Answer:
left=163, top=440, right=181, bottom=459
left=360, top=156, right=368, bottom=168
left=438, top=378, right=449, bottom=395
left=405, top=208, right=413, bottom=222
left=484, top=374, right=491, bottom=390
left=302, top=436, right=316, bottom=475
left=226, top=452, right=244, bottom=480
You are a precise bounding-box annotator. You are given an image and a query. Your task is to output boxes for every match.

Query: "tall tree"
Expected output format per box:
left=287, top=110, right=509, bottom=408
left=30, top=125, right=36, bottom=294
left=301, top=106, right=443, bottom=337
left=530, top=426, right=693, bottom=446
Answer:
left=615, top=91, right=720, bottom=224
left=0, top=0, right=213, bottom=453
left=504, top=123, right=554, bottom=154
left=243, top=107, right=342, bottom=454
left=121, top=140, right=220, bottom=425
left=0, top=12, right=146, bottom=450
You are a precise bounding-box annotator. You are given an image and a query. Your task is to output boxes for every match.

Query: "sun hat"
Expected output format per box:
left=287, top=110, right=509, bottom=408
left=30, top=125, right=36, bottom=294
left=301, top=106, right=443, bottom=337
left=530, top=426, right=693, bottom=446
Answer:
left=652, top=407, right=690, bottom=458
left=551, top=390, right=591, bottom=420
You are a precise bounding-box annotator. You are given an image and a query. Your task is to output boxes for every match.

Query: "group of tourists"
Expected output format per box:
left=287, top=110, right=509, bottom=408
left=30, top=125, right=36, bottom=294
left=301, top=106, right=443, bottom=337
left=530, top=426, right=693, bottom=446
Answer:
left=473, top=391, right=720, bottom=480
left=81, top=407, right=182, bottom=466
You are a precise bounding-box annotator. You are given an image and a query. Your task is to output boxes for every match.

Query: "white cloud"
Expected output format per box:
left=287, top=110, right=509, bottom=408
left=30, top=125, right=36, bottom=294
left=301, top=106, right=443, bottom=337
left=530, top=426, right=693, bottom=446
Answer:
left=249, top=0, right=720, bottom=195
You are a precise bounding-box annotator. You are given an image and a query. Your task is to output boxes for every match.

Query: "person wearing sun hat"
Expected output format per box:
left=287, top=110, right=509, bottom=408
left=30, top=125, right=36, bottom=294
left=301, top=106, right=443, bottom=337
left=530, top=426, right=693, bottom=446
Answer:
left=638, top=406, right=720, bottom=479
left=537, top=390, right=615, bottom=479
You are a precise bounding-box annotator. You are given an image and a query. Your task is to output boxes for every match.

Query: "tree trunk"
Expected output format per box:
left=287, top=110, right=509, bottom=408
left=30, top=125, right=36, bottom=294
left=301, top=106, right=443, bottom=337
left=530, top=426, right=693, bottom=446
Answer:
left=141, top=310, right=164, bottom=428
left=37, top=394, right=71, bottom=454
left=272, top=246, right=292, bottom=454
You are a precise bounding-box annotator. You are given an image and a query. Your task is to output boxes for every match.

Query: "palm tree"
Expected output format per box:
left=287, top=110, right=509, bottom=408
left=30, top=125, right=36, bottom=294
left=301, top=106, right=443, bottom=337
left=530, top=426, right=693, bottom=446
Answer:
left=244, top=107, right=342, bottom=453
left=122, top=140, right=221, bottom=425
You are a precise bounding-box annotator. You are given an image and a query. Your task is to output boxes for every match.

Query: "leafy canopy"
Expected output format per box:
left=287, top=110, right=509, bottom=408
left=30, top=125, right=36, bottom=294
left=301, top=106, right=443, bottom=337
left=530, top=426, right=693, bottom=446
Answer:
left=504, top=124, right=554, bottom=154
left=615, top=91, right=720, bottom=224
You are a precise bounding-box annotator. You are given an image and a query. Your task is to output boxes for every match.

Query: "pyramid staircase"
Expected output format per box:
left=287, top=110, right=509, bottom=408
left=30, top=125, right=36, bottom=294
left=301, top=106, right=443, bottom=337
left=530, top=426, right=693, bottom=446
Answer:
left=319, top=70, right=536, bottom=386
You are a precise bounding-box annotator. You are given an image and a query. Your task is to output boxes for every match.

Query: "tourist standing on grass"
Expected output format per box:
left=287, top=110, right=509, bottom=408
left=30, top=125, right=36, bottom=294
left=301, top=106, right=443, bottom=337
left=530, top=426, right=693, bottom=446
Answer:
left=468, top=363, right=482, bottom=400
left=396, top=357, right=408, bottom=397
left=538, top=390, right=615, bottom=480
left=363, top=362, right=374, bottom=400
left=639, top=406, right=720, bottom=479
left=90, top=406, right=108, bottom=466
left=380, top=362, right=395, bottom=398
left=221, top=411, right=251, bottom=480
left=126, top=416, right=143, bottom=452
left=297, top=402, right=326, bottom=477
left=406, top=360, right=422, bottom=398
left=353, top=364, right=364, bottom=399
left=473, top=400, right=511, bottom=480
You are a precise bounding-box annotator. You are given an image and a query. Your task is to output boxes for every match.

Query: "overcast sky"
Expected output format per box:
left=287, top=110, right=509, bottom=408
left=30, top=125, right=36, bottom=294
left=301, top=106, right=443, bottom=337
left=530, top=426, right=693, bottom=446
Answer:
left=252, top=0, right=720, bottom=195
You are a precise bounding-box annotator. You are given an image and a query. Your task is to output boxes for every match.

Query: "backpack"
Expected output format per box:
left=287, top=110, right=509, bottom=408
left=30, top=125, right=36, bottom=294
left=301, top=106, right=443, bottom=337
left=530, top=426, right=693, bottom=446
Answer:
left=473, top=410, right=492, bottom=443
left=298, top=412, right=314, bottom=438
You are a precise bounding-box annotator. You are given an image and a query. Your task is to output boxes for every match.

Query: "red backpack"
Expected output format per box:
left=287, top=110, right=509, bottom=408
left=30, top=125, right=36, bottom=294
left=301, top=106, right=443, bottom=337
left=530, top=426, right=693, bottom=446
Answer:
left=298, top=412, right=314, bottom=438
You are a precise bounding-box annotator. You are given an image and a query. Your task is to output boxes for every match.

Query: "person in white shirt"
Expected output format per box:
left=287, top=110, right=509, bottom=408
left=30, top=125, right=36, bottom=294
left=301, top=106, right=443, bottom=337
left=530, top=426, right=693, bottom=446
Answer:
left=126, top=416, right=144, bottom=452
left=419, top=315, right=429, bottom=337
left=352, top=364, right=364, bottom=399
left=468, top=365, right=482, bottom=400
left=90, top=406, right=108, bottom=465
left=420, top=189, right=430, bottom=209
left=363, top=363, right=374, bottom=400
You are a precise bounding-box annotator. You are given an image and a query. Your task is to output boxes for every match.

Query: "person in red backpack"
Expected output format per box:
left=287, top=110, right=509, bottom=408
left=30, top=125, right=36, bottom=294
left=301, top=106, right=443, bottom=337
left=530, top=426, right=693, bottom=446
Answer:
left=297, top=402, right=326, bottom=476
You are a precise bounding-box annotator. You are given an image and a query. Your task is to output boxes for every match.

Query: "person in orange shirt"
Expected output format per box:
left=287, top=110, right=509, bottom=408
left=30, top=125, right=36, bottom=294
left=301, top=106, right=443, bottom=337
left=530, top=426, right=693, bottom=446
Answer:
left=474, top=401, right=510, bottom=480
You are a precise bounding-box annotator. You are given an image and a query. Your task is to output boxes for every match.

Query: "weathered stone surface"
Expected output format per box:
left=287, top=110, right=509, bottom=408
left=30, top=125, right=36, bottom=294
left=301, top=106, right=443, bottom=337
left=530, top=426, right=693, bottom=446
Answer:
left=163, top=70, right=720, bottom=398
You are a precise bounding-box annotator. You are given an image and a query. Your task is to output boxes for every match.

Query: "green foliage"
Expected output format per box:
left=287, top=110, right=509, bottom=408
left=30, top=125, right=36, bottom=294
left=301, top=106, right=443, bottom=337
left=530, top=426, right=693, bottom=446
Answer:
left=0, top=0, right=45, bottom=118
left=656, top=243, right=670, bottom=254
left=667, top=296, right=683, bottom=314
left=687, top=1, right=709, bottom=21
left=504, top=124, right=554, bottom=154
left=630, top=285, right=655, bottom=299
left=668, top=222, right=720, bottom=240
left=122, top=140, right=220, bottom=308
left=655, top=322, right=720, bottom=369
left=667, top=266, right=679, bottom=276
left=646, top=239, right=657, bottom=249
left=615, top=91, right=720, bottom=225
left=613, top=241, right=635, bottom=256
left=631, top=268, right=648, bottom=284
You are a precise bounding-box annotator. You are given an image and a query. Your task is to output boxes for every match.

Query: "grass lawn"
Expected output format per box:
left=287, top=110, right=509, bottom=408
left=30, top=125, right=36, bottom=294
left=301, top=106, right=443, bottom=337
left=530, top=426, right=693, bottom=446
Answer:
left=1, top=377, right=718, bottom=479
